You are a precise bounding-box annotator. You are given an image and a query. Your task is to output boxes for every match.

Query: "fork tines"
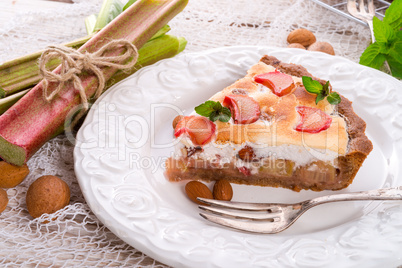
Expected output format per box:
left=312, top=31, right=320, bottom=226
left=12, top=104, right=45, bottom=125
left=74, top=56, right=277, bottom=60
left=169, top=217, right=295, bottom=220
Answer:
left=197, top=198, right=284, bottom=233
left=197, top=197, right=280, bottom=211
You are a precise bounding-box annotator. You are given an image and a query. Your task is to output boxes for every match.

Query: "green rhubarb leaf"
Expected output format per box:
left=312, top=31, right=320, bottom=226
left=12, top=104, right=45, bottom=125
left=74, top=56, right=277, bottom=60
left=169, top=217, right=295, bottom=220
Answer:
left=195, top=100, right=231, bottom=122
left=302, top=76, right=322, bottom=94
left=359, top=42, right=387, bottom=69
left=373, top=16, right=396, bottom=45
left=383, top=0, right=402, bottom=31
left=123, top=0, right=137, bottom=11
left=327, top=92, right=341, bottom=105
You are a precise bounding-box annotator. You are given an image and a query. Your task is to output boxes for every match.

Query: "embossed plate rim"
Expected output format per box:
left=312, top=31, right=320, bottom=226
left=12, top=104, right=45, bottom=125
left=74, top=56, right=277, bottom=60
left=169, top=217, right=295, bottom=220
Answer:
left=74, top=46, right=402, bottom=268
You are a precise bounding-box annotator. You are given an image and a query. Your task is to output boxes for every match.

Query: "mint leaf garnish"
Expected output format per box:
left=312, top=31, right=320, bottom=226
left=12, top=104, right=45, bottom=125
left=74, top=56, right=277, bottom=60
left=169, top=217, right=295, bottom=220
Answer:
left=373, top=17, right=396, bottom=45
left=194, top=100, right=217, bottom=117
left=302, top=76, right=321, bottom=94
left=386, top=52, right=402, bottom=79
left=359, top=43, right=387, bottom=69
left=195, top=100, right=231, bottom=122
left=359, top=0, right=402, bottom=79
left=315, top=93, right=326, bottom=104
left=322, top=81, right=330, bottom=95
left=302, top=76, right=341, bottom=105
left=327, top=92, right=341, bottom=105
left=383, top=0, right=402, bottom=31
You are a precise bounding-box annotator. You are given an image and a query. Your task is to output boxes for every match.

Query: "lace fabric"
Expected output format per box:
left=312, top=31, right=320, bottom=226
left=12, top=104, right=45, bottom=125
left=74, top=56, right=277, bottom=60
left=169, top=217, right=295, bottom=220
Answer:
left=0, top=0, right=372, bottom=266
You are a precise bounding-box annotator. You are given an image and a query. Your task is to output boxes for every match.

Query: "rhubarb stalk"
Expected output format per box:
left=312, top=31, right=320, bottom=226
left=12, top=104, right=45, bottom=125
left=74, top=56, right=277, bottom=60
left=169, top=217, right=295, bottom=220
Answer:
left=91, top=0, right=124, bottom=34
left=0, top=0, right=188, bottom=166
left=0, top=34, right=185, bottom=116
left=0, top=89, right=30, bottom=114
left=0, top=25, right=171, bottom=97
left=107, top=34, right=186, bottom=88
left=52, top=34, right=185, bottom=137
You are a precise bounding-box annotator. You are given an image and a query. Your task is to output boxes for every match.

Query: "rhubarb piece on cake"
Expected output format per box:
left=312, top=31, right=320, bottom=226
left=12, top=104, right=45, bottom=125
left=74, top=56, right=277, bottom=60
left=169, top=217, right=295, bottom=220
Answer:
left=165, top=55, right=373, bottom=192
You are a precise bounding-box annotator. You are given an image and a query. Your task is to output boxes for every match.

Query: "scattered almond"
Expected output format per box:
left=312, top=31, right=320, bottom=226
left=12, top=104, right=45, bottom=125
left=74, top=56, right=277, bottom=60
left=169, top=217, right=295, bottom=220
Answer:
left=287, top=43, right=306, bottom=49
left=172, top=115, right=184, bottom=129
left=0, top=161, right=30, bottom=188
left=287, top=28, right=316, bottom=47
left=238, top=146, right=256, bottom=162
left=0, top=188, right=8, bottom=213
left=26, top=175, right=70, bottom=219
left=185, top=181, right=213, bottom=205
left=213, top=180, right=233, bottom=201
left=308, top=41, right=335, bottom=55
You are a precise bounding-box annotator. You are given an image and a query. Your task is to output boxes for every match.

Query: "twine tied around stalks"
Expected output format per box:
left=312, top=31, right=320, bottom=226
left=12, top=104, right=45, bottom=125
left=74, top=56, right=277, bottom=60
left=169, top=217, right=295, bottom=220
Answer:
left=38, top=40, right=138, bottom=126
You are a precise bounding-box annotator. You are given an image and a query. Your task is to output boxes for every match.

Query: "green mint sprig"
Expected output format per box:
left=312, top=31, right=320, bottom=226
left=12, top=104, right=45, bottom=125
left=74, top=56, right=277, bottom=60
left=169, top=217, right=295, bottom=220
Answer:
left=302, top=76, right=341, bottom=105
left=359, top=0, right=402, bottom=79
left=195, top=100, right=231, bottom=122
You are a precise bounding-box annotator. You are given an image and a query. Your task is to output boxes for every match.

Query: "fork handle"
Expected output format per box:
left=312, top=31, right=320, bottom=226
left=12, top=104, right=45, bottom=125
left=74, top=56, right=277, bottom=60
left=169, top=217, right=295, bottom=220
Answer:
left=367, top=19, right=375, bottom=43
left=306, top=186, right=402, bottom=208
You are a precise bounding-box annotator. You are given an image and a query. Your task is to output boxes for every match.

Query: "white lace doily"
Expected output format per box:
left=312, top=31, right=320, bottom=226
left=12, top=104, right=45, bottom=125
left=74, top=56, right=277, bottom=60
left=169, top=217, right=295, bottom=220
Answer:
left=0, top=0, right=373, bottom=266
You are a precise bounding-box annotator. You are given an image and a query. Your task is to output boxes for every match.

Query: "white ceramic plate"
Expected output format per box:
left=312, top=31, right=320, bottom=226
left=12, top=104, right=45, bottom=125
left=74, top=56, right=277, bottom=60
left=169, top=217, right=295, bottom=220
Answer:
left=74, top=46, right=402, bottom=268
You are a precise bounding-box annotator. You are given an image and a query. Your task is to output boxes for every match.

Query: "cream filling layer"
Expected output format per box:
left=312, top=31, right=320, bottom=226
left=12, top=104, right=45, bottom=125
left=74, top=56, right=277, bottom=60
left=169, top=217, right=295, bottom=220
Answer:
left=174, top=138, right=342, bottom=169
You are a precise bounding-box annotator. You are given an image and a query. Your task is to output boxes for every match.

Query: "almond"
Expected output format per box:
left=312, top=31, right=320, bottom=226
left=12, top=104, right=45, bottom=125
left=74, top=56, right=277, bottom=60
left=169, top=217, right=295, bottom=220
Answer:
left=238, top=146, right=256, bottom=162
left=0, top=188, right=8, bottom=213
left=213, top=180, right=233, bottom=201
left=172, top=115, right=184, bottom=129
left=0, top=161, right=30, bottom=188
left=287, top=43, right=306, bottom=49
left=308, top=41, right=335, bottom=55
left=287, top=29, right=316, bottom=47
left=185, top=181, right=213, bottom=205
left=26, top=175, right=70, bottom=219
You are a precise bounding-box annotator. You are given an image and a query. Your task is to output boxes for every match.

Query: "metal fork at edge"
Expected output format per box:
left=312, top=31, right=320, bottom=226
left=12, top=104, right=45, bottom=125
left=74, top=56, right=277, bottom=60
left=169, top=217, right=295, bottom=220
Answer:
left=347, top=0, right=393, bottom=74
left=347, top=0, right=376, bottom=42
left=197, top=186, right=402, bottom=234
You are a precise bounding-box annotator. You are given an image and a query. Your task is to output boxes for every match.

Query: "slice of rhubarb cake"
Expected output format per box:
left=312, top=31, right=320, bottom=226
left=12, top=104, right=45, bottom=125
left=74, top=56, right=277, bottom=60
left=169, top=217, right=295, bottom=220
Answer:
left=165, top=55, right=373, bottom=192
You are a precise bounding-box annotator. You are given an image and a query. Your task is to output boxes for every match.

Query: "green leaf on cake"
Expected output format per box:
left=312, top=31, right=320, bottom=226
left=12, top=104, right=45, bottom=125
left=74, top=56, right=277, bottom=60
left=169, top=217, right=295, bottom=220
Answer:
left=195, top=100, right=232, bottom=122
left=302, top=76, right=341, bottom=105
left=327, top=92, right=341, bottom=105
left=302, top=76, right=322, bottom=94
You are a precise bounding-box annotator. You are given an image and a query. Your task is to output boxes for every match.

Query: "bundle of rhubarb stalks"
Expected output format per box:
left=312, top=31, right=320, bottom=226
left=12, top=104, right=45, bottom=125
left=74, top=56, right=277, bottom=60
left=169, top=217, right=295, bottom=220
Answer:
left=0, top=0, right=188, bottom=166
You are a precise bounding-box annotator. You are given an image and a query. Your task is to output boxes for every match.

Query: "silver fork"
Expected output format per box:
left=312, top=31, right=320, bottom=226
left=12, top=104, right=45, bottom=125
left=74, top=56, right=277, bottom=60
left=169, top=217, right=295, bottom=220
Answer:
left=347, top=0, right=376, bottom=42
left=198, top=186, right=402, bottom=234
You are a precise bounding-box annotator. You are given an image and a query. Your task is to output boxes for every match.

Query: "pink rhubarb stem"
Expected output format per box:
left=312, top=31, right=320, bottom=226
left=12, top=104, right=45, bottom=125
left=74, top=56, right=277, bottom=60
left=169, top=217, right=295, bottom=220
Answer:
left=0, top=0, right=188, bottom=165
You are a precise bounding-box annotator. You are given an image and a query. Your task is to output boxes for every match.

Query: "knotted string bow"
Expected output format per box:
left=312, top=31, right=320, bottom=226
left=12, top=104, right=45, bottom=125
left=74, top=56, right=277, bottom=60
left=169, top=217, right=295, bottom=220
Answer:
left=38, top=40, right=138, bottom=125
